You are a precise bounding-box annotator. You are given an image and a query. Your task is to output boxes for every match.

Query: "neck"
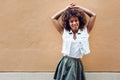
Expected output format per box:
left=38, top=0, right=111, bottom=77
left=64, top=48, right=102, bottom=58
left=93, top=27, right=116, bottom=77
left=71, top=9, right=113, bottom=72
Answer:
left=72, top=30, right=78, bottom=34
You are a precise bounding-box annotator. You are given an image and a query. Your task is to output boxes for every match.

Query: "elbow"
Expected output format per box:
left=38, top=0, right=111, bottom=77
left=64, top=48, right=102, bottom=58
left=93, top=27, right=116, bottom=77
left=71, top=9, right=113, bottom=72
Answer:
left=51, top=16, right=58, bottom=21
left=91, top=13, right=96, bottom=20
left=51, top=16, right=56, bottom=23
left=89, top=12, right=96, bottom=18
left=93, top=13, right=96, bottom=18
left=51, top=16, right=54, bottom=20
left=51, top=17, right=57, bottom=24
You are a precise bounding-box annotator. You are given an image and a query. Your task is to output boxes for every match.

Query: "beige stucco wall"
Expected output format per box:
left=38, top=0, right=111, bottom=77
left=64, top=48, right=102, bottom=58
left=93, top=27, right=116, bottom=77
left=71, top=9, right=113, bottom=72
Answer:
left=0, top=0, right=120, bottom=71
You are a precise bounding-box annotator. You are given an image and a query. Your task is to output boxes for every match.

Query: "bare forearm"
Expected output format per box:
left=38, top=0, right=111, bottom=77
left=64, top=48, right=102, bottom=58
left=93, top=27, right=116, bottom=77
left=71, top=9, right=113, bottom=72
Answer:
left=51, top=6, right=69, bottom=20
left=76, top=6, right=96, bottom=17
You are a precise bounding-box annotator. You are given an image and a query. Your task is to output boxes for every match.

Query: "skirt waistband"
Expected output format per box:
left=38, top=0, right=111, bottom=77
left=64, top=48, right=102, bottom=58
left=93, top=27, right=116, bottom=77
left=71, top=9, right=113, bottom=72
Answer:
left=64, top=55, right=80, bottom=60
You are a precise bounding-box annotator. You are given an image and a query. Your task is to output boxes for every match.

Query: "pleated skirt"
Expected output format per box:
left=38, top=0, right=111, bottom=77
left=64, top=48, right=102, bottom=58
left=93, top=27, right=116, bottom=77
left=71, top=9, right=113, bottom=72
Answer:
left=53, top=56, right=86, bottom=80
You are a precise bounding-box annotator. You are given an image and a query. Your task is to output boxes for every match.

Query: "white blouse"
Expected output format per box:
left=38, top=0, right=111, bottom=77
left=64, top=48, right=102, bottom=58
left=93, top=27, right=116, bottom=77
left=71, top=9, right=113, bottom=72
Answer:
left=61, top=27, right=90, bottom=58
left=69, top=39, right=82, bottom=58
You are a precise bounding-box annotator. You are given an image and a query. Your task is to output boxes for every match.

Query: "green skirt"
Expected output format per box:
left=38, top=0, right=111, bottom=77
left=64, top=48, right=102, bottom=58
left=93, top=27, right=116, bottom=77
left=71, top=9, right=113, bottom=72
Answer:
left=54, top=56, right=86, bottom=80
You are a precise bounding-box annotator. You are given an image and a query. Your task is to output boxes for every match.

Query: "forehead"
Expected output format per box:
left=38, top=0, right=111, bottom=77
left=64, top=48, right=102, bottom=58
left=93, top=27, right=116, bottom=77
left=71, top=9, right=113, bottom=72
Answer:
left=69, top=16, right=79, bottom=21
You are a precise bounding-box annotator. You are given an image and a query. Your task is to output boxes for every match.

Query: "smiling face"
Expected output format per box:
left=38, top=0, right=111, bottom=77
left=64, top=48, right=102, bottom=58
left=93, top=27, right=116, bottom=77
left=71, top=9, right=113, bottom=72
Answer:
left=69, top=16, right=80, bottom=33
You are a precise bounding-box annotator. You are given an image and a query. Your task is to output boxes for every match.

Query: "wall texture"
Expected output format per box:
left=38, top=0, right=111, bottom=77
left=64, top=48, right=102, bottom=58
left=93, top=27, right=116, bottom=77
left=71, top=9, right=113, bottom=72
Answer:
left=0, top=0, right=120, bottom=71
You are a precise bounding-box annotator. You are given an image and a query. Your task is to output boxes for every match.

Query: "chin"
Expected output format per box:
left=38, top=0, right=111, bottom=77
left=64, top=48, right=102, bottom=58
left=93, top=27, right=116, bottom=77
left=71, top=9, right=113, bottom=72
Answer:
left=75, top=28, right=79, bottom=30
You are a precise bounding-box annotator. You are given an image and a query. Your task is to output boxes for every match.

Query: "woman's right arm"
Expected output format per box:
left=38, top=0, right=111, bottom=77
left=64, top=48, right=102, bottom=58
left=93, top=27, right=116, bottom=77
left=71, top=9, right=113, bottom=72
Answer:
left=51, top=6, right=69, bottom=34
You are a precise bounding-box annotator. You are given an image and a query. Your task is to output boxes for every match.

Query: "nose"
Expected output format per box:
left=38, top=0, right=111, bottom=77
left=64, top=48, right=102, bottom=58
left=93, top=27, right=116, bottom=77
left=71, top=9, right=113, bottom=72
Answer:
left=73, top=21, right=76, bottom=24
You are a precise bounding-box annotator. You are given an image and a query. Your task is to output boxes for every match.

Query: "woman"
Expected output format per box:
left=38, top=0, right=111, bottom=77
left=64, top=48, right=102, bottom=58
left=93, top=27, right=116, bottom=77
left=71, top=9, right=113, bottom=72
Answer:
left=51, top=3, right=96, bottom=80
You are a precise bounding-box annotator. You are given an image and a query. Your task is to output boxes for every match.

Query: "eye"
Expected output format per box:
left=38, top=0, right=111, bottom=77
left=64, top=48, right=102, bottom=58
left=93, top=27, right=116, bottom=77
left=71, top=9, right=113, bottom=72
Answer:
left=75, top=20, right=78, bottom=22
left=70, top=20, right=73, bottom=23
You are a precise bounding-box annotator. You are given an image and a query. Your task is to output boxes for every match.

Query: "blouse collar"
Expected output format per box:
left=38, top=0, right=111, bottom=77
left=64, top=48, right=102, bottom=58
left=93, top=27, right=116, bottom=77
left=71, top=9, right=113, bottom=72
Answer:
left=69, top=29, right=82, bottom=35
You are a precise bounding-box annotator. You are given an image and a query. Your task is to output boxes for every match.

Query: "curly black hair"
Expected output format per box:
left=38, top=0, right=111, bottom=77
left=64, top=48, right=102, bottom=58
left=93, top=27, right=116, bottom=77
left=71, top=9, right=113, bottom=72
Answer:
left=62, top=7, right=87, bottom=31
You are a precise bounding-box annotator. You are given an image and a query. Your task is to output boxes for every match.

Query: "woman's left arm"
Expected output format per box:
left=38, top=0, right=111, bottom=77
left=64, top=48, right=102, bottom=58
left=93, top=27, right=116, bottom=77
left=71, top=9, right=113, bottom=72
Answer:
left=76, top=6, right=96, bottom=33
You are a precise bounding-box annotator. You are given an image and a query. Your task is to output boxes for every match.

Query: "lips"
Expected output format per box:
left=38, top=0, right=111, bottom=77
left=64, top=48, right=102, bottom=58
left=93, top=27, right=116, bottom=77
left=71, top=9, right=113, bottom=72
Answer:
left=72, top=24, right=78, bottom=28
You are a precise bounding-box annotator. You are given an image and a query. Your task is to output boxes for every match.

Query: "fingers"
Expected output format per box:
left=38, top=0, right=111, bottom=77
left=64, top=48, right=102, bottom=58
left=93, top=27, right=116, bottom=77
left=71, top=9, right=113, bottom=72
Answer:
left=70, top=3, right=76, bottom=6
left=70, top=3, right=76, bottom=8
left=66, top=3, right=77, bottom=9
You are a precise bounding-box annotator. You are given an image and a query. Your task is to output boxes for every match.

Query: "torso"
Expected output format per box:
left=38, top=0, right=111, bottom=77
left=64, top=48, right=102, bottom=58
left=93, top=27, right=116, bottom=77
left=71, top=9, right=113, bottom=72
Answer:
left=61, top=27, right=90, bottom=58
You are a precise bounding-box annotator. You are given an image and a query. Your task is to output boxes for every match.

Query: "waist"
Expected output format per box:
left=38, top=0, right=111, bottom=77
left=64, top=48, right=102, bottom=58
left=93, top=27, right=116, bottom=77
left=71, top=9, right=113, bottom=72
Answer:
left=64, top=55, right=80, bottom=60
